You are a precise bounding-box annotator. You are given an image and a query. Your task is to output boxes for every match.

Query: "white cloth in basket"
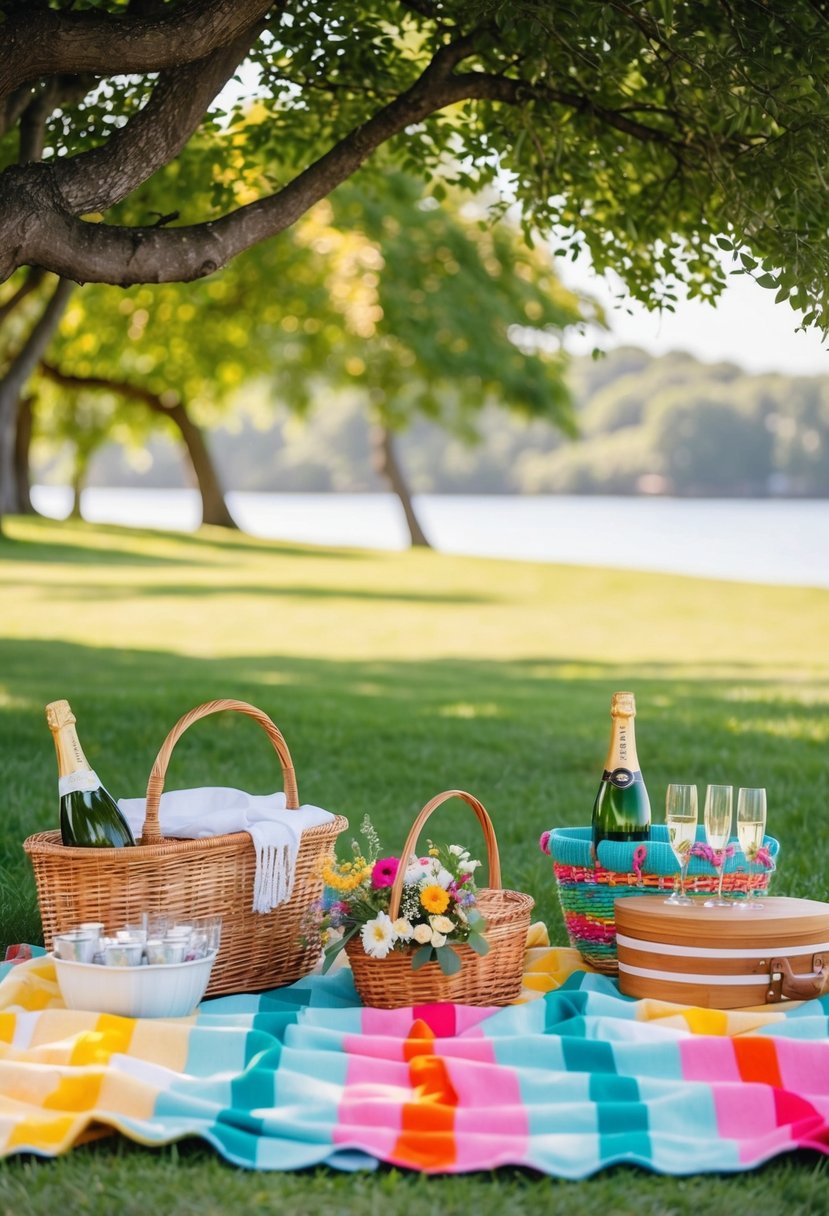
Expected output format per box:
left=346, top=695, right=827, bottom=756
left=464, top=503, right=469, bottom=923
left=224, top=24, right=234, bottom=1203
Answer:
left=118, top=788, right=334, bottom=914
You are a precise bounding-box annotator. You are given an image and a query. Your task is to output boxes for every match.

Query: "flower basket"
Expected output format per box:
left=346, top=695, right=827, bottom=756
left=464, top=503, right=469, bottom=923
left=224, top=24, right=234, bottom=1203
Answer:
left=24, top=699, right=348, bottom=997
left=345, top=789, right=534, bottom=1008
left=543, top=825, right=780, bottom=975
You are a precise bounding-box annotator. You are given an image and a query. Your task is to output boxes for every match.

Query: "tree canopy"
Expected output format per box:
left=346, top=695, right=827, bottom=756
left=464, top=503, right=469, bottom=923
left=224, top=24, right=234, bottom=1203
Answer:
left=2, top=1, right=829, bottom=333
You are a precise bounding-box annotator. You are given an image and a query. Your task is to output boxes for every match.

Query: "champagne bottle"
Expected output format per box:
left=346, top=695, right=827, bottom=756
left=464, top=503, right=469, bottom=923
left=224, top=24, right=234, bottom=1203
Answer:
left=591, top=691, right=651, bottom=850
left=46, top=700, right=135, bottom=848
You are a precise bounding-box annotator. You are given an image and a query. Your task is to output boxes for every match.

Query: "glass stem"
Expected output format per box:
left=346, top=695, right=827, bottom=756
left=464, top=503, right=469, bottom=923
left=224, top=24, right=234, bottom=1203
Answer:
left=679, top=859, right=689, bottom=900
left=716, top=860, right=725, bottom=902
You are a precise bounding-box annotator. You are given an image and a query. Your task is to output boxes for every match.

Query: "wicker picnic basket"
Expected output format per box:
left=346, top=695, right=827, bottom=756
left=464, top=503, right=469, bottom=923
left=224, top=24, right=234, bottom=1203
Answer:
left=345, top=789, right=535, bottom=1008
left=24, top=699, right=348, bottom=997
left=543, top=825, right=780, bottom=975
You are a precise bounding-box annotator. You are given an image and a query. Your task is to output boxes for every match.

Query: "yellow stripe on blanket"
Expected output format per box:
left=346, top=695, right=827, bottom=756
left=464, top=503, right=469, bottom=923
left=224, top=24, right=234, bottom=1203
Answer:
left=6, top=1110, right=79, bottom=1151
left=634, top=999, right=788, bottom=1036
left=0, top=957, right=64, bottom=1012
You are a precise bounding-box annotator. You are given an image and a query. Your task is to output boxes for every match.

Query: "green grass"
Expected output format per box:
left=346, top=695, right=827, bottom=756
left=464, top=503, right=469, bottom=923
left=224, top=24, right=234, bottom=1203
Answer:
left=1, top=514, right=829, bottom=1216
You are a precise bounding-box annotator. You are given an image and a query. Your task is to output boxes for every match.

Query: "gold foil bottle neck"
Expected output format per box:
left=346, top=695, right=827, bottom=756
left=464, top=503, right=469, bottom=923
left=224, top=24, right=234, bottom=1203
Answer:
left=610, top=691, right=636, bottom=717
left=45, top=700, right=76, bottom=731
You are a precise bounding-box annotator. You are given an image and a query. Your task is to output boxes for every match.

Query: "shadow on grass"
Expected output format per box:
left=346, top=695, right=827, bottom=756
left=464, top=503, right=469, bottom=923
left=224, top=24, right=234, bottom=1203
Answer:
left=0, top=579, right=493, bottom=605
left=1, top=516, right=374, bottom=564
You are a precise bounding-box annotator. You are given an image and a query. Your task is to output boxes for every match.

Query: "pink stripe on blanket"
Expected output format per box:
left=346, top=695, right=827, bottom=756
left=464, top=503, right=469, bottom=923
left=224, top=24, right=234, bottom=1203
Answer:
left=358, top=1004, right=492, bottom=1043
left=773, top=1039, right=829, bottom=1094
left=713, top=1082, right=783, bottom=1157
left=450, top=1058, right=529, bottom=1146
left=679, top=1037, right=742, bottom=1083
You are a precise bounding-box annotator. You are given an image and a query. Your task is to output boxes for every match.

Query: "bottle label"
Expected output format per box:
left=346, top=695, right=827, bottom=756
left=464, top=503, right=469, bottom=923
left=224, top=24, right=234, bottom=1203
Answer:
left=602, top=767, right=642, bottom=789
left=59, top=770, right=102, bottom=796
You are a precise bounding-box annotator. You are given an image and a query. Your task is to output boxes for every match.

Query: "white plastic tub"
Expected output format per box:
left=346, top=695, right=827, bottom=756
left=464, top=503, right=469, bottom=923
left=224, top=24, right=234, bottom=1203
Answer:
left=53, top=950, right=217, bottom=1018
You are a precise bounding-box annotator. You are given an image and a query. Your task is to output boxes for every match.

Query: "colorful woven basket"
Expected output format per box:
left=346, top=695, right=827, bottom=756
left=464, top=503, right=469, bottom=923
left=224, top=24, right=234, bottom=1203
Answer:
left=542, top=825, right=780, bottom=974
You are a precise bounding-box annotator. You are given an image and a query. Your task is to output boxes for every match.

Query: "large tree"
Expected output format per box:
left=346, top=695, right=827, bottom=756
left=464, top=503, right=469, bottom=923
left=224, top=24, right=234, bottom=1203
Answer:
left=3, top=1, right=829, bottom=526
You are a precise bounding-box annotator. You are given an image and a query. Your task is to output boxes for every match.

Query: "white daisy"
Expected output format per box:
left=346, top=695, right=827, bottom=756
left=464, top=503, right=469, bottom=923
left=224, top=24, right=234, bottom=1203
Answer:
left=360, top=912, right=397, bottom=959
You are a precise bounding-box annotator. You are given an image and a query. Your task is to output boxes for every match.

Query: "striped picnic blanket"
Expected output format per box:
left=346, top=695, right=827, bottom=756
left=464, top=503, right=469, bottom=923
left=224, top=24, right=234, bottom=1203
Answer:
left=0, top=925, right=827, bottom=1175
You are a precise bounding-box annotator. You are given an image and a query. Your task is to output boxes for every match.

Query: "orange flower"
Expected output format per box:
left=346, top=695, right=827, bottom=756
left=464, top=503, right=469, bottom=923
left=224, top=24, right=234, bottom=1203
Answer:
left=420, top=884, right=450, bottom=915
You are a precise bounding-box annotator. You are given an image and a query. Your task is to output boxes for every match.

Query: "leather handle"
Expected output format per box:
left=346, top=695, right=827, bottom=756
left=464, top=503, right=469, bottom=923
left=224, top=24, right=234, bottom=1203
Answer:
left=767, top=955, right=826, bottom=1003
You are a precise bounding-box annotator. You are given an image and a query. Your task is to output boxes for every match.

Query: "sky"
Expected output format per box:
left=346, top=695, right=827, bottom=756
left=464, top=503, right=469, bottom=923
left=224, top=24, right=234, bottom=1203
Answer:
left=558, top=256, right=829, bottom=378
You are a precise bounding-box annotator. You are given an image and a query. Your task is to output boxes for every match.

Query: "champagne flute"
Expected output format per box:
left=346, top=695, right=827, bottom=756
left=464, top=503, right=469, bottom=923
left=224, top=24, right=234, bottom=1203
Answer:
left=703, top=784, right=733, bottom=908
left=665, top=784, right=698, bottom=905
left=735, top=787, right=767, bottom=910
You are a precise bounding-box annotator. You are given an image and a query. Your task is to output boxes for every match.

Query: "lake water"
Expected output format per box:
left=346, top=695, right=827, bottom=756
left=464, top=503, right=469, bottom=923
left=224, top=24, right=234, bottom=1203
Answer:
left=30, top=486, right=829, bottom=589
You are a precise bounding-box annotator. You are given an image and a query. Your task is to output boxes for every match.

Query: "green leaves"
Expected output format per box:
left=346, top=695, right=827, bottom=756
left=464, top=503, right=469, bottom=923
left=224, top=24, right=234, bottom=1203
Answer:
left=410, top=944, right=465, bottom=975
left=436, top=945, right=462, bottom=976
left=411, top=944, right=435, bottom=971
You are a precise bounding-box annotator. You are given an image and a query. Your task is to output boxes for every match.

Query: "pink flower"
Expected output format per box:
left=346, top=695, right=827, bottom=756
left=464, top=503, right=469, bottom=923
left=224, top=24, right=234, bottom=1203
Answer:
left=370, top=856, right=400, bottom=888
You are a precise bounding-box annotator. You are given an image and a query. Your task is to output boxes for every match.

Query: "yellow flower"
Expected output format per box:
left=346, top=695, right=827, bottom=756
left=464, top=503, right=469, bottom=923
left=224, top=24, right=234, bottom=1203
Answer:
left=420, top=884, right=450, bottom=915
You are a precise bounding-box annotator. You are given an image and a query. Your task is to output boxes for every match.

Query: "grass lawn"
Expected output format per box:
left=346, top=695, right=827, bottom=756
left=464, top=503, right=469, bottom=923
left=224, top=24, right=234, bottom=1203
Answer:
left=1, top=514, right=828, bottom=1215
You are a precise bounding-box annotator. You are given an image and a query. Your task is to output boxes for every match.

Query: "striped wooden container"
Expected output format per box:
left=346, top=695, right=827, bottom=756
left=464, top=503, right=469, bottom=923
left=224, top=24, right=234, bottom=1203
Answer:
left=616, top=895, right=829, bottom=1009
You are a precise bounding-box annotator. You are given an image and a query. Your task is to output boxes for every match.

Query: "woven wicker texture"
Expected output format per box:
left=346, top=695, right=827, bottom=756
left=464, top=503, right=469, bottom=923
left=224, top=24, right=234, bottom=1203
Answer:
left=547, top=825, right=779, bottom=975
left=24, top=700, right=348, bottom=996
left=346, top=789, right=534, bottom=1008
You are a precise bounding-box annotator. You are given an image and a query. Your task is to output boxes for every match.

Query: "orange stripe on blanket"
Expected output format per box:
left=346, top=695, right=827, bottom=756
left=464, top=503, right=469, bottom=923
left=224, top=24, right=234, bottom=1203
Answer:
left=393, top=1020, right=459, bottom=1170
left=733, top=1037, right=784, bottom=1088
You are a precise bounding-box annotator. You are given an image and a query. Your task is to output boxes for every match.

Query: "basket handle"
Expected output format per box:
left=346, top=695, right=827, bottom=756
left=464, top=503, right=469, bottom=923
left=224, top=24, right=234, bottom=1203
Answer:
left=141, top=699, right=299, bottom=845
left=388, top=789, right=501, bottom=921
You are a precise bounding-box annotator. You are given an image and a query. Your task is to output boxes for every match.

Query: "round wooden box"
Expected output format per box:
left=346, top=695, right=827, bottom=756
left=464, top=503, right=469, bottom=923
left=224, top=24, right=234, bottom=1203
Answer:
left=615, top=896, right=829, bottom=1009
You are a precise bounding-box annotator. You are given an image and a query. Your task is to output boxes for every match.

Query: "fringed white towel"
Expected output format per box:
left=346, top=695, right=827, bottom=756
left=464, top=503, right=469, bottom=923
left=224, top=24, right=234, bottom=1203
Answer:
left=118, top=788, right=335, bottom=913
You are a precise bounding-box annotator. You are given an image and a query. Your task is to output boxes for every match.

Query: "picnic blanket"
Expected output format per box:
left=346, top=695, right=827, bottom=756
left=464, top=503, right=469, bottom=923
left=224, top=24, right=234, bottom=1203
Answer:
left=0, top=926, right=827, bottom=1176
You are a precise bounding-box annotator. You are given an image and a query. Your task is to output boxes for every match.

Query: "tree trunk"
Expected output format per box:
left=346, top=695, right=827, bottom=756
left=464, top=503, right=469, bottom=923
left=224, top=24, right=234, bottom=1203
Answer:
left=371, top=423, right=431, bottom=548
left=13, top=393, right=36, bottom=514
left=166, top=400, right=238, bottom=529
left=0, top=277, right=75, bottom=534
left=39, top=363, right=238, bottom=531
left=70, top=456, right=86, bottom=519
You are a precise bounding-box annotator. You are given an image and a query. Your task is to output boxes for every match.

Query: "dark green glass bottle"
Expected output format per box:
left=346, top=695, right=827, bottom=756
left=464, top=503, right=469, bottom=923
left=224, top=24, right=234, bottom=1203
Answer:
left=591, top=691, right=651, bottom=851
left=47, top=700, right=135, bottom=848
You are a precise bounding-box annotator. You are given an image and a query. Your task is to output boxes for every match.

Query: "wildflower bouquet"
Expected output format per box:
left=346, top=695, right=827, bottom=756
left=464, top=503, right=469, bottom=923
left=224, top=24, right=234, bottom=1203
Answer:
left=317, top=815, right=489, bottom=975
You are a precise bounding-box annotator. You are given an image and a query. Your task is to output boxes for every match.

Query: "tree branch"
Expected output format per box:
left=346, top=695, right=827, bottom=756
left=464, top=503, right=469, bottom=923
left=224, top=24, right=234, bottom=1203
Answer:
left=453, top=72, right=685, bottom=147
left=0, top=84, right=35, bottom=142
left=54, top=24, right=266, bottom=214
left=0, top=267, right=45, bottom=328
left=0, top=35, right=693, bottom=286
left=39, top=361, right=177, bottom=414
left=0, top=30, right=483, bottom=285
left=1, top=278, right=75, bottom=400
left=0, top=0, right=278, bottom=102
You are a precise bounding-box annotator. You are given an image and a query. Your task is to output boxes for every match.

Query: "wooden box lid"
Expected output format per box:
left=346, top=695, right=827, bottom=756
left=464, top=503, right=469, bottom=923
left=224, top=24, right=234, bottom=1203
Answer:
left=615, top=896, right=829, bottom=947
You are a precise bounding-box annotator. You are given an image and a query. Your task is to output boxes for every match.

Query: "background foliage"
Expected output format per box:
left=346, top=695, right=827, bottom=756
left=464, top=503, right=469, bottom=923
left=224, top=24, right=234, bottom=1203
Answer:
left=45, top=347, right=829, bottom=499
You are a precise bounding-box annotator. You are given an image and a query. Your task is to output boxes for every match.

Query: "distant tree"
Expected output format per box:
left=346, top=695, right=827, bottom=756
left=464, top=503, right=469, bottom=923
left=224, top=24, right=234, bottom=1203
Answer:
left=648, top=393, right=774, bottom=495
left=308, top=172, right=591, bottom=544
left=5, top=3, right=829, bottom=530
